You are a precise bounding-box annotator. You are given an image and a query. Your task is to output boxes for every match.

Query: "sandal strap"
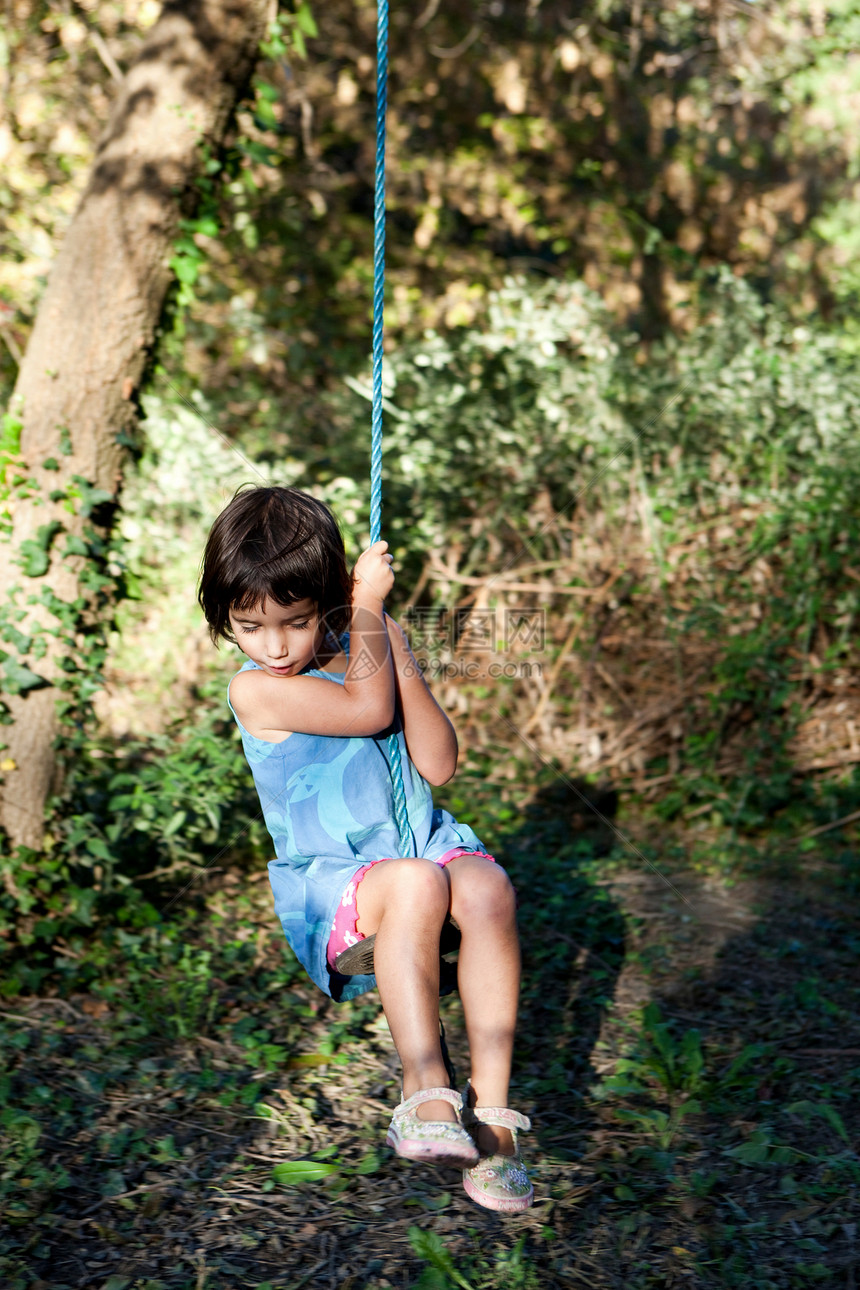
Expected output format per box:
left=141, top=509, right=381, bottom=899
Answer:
left=394, top=1087, right=463, bottom=1118
left=463, top=1104, right=530, bottom=1133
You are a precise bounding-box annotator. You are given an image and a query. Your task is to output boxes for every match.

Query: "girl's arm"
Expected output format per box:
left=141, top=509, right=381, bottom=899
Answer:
left=230, top=542, right=395, bottom=738
left=385, top=614, right=458, bottom=786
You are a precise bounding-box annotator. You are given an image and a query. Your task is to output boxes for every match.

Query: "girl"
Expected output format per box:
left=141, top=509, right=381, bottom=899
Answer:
left=199, top=485, right=531, bottom=1212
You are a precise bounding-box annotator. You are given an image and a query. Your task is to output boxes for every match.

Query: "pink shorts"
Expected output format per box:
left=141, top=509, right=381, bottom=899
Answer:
left=327, top=849, right=496, bottom=971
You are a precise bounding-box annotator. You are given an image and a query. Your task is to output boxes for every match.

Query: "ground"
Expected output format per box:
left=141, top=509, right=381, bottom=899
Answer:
left=1, top=785, right=858, bottom=1289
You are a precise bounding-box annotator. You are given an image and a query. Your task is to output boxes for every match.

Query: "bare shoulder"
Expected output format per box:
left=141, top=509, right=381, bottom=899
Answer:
left=228, top=667, right=296, bottom=742
left=229, top=666, right=261, bottom=700
left=228, top=667, right=266, bottom=720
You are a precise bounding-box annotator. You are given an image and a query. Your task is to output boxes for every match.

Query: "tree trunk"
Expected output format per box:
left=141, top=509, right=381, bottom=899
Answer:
left=0, top=0, right=271, bottom=849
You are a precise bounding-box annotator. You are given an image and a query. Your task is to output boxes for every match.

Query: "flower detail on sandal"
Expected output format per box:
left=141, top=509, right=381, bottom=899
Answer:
left=461, top=1102, right=534, bottom=1212
left=386, top=1087, right=480, bottom=1167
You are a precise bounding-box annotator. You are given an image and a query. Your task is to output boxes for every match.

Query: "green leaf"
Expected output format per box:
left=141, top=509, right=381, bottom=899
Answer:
left=415, top=1271, right=450, bottom=1290
left=254, top=99, right=278, bottom=129
left=287, top=1052, right=341, bottom=1068
left=355, top=1148, right=382, bottom=1176
left=35, top=519, right=62, bottom=549
left=787, top=1099, right=851, bottom=1145
left=417, top=1190, right=453, bottom=1212
left=310, top=1145, right=340, bottom=1161
left=726, top=1139, right=772, bottom=1165
left=408, top=1227, right=475, bottom=1290
left=815, top=1102, right=851, bottom=1145
left=162, top=810, right=187, bottom=838
left=85, top=837, right=112, bottom=862
left=2, top=658, right=49, bottom=693
left=770, top=1144, right=800, bottom=1164
left=271, top=1160, right=340, bottom=1185
left=238, top=139, right=279, bottom=167
left=18, top=540, right=50, bottom=577
left=261, top=32, right=287, bottom=59
left=0, top=625, right=31, bottom=653
left=721, top=1044, right=769, bottom=1086
left=0, top=412, right=22, bottom=456
left=170, top=255, right=199, bottom=286
left=295, top=4, right=318, bottom=37
left=70, top=477, right=113, bottom=517
left=590, top=1074, right=647, bottom=1098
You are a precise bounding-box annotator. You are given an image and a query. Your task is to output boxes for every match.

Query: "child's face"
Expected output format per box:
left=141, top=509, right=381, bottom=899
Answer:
left=228, top=597, right=327, bottom=678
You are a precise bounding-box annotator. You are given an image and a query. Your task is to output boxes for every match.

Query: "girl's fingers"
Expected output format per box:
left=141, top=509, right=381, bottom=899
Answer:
left=353, top=542, right=395, bottom=597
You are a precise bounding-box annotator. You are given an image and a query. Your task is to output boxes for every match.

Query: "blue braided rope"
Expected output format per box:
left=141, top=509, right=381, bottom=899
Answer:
left=370, top=0, right=412, bottom=858
left=368, top=0, right=387, bottom=548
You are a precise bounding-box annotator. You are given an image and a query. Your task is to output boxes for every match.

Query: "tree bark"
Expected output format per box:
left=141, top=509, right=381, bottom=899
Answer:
left=0, top=0, right=271, bottom=849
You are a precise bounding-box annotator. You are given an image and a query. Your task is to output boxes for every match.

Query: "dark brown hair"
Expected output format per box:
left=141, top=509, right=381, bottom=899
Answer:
left=198, top=486, right=353, bottom=644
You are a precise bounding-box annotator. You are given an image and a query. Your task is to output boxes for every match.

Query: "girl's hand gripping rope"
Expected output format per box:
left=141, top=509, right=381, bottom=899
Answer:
left=353, top=540, right=395, bottom=603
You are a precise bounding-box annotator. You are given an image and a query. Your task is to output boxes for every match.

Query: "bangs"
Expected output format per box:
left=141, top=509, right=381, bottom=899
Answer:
left=228, top=563, right=320, bottom=617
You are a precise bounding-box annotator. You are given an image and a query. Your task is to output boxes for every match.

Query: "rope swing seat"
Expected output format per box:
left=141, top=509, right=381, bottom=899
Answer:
left=332, top=0, right=462, bottom=982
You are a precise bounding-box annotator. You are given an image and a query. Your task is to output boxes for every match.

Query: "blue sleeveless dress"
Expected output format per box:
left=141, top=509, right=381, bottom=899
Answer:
left=227, top=640, right=485, bottom=1001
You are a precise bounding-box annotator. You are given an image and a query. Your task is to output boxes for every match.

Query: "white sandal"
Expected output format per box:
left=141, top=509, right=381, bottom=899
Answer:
left=461, top=1102, right=534, bottom=1211
left=386, top=1087, right=480, bottom=1167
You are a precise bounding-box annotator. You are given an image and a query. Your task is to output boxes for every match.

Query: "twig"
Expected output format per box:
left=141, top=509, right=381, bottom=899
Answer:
left=23, top=996, right=87, bottom=1018
left=606, top=673, right=708, bottom=748
left=593, top=660, right=635, bottom=712
left=415, top=0, right=441, bottom=28
left=401, top=556, right=433, bottom=615
left=430, top=25, right=480, bottom=58
left=82, top=1178, right=179, bottom=1215
left=796, top=808, right=860, bottom=841
left=789, top=750, right=860, bottom=772
left=0, top=325, right=22, bottom=366
left=592, top=730, right=664, bottom=774
left=428, top=570, right=615, bottom=596
left=522, top=613, right=585, bottom=734
left=90, top=28, right=123, bottom=83
left=636, top=458, right=688, bottom=734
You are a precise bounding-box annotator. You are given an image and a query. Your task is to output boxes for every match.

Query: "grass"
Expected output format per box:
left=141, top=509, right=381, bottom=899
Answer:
left=1, top=763, right=858, bottom=1289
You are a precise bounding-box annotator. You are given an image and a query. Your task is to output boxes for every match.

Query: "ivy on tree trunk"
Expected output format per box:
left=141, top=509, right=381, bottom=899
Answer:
left=0, top=0, right=271, bottom=849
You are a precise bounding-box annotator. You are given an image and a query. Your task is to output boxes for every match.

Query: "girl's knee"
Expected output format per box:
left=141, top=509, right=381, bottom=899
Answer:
left=452, top=861, right=516, bottom=926
left=356, top=857, right=449, bottom=936
left=380, top=856, right=449, bottom=916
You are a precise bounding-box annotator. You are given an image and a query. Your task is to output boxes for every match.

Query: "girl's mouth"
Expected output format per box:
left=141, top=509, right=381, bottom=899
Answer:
left=267, top=663, right=292, bottom=675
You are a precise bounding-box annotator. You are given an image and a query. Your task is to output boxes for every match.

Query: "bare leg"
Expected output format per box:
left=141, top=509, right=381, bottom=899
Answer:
left=447, top=856, right=521, bottom=1154
left=355, top=857, right=456, bottom=1122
